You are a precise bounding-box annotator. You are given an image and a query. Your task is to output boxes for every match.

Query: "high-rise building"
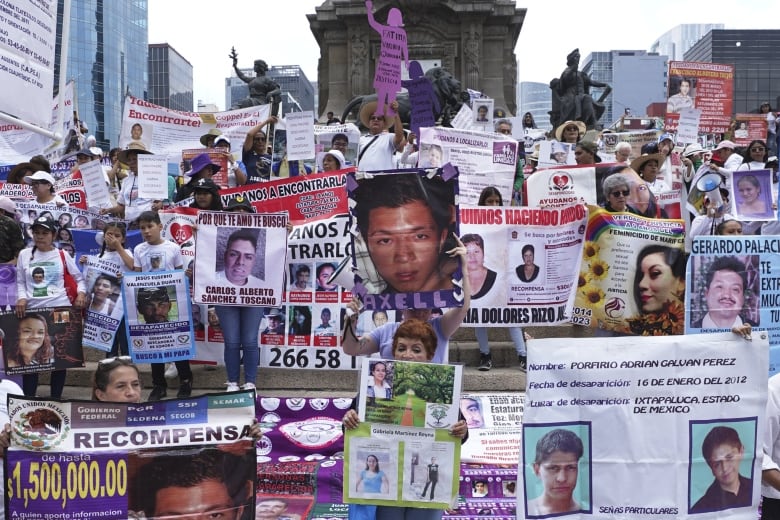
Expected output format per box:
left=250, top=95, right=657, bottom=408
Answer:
left=582, top=50, right=668, bottom=128
left=54, top=0, right=148, bottom=150
left=225, top=65, right=315, bottom=116
left=685, top=29, right=780, bottom=114
left=650, top=24, right=724, bottom=62
left=519, top=82, right=552, bottom=131
left=148, top=44, right=193, bottom=112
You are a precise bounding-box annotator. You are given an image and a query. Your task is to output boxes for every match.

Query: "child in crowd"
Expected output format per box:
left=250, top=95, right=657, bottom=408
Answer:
left=131, top=211, right=192, bottom=401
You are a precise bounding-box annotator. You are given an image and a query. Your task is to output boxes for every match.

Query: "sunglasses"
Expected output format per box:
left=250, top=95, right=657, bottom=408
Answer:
left=610, top=190, right=630, bottom=197
left=751, top=147, right=766, bottom=152
left=497, top=129, right=512, bottom=135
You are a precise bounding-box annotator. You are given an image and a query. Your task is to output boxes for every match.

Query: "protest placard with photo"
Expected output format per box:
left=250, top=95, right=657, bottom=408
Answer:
left=459, top=204, right=586, bottom=327
left=0, top=307, right=84, bottom=375
left=459, top=394, right=523, bottom=465
left=344, top=422, right=461, bottom=509
left=665, top=61, right=734, bottom=134
left=571, top=207, right=685, bottom=335
left=121, top=270, right=194, bottom=363
left=82, top=256, right=125, bottom=352
left=314, top=123, right=360, bottom=171
left=686, top=236, right=780, bottom=376
left=193, top=211, right=287, bottom=307
left=5, top=391, right=257, bottom=519
left=730, top=168, right=775, bottom=221
left=159, top=207, right=198, bottom=269
left=348, top=169, right=463, bottom=311
left=519, top=332, right=766, bottom=519
left=181, top=148, right=230, bottom=187
left=418, top=126, right=516, bottom=205
left=357, top=359, right=462, bottom=428
left=733, top=114, right=769, bottom=148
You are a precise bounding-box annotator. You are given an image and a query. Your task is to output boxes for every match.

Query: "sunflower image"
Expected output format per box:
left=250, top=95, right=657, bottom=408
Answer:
left=626, top=300, right=685, bottom=336
left=588, top=259, right=609, bottom=280
left=580, top=285, right=605, bottom=306
left=583, top=241, right=600, bottom=259
left=578, top=272, right=590, bottom=288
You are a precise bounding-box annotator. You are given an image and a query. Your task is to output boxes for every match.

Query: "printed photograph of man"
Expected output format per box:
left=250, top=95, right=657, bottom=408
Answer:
left=526, top=428, right=588, bottom=517
left=216, top=228, right=265, bottom=288
left=352, top=173, right=457, bottom=294
left=315, top=263, right=337, bottom=291
left=290, top=264, right=311, bottom=291
left=135, top=286, right=175, bottom=324
left=690, top=425, right=754, bottom=513
left=419, top=143, right=444, bottom=169
left=130, top=446, right=255, bottom=520
left=262, top=308, right=286, bottom=335
left=667, top=76, right=695, bottom=114
left=460, top=397, right=485, bottom=429
left=692, top=256, right=758, bottom=329
left=475, top=105, right=489, bottom=123
left=256, top=497, right=295, bottom=520
left=314, top=308, right=335, bottom=336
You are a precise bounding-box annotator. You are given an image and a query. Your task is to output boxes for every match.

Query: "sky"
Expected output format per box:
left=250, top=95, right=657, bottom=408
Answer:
left=148, top=1, right=772, bottom=113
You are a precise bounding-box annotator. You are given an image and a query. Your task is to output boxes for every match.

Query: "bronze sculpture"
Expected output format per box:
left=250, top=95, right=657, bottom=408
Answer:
left=229, top=48, right=282, bottom=111
left=549, top=48, right=612, bottom=131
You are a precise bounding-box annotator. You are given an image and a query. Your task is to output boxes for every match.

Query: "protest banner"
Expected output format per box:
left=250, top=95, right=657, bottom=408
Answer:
left=344, top=423, right=461, bottom=509
left=519, top=332, right=767, bottom=519
left=526, top=164, right=598, bottom=208
left=537, top=140, right=575, bottom=168
left=82, top=256, right=126, bottom=352
left=53, top=170, right=88, bottom=209
left=121, top=270, right=194, bottom=363
left=357, top=360, right=462, bottom=428
left=730, top=168, right=775, bottom=221
left=286, top=111, right=316, bottom=161
left=459, top=394, right=523, bottom=465
left=0, top=1, right=57, bottom=129
left=16, top=202, right=109, bottom=249
left=0, top=307, right=84, bottom=375
left=136, top=155, right=169, bottom=200
left=686, top=235, right=780, bottom=375
left=77, top=158, right=111, bottom=209
left=159, top=207, right=198, bottom=269
left=219, top=170, right=350, bottom=225
left=459, top=204, right=586, bottom=327
left=5, top=391, right=257, bottom=519
left=314, top=124, right=359, bottom=171
left=348, top=169, right=463, bottom=310
left=193, top=210, right=287, bottom=307
left=571, top=206, right=685, bottom=335
left=600, top=130, right=659, bottom=162
left=118, top=95, right=271, bottom=163
left=665, top=61, right=734, bottom=134
left=418, top=126, right=516, bottom=205
left=733, top=114, right=769, bottom=148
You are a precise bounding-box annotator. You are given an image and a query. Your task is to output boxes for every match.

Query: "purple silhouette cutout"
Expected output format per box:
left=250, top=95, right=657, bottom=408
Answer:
left=366, top=0, right=409, bottom=117
left=401, top=61, right=441, bottom=138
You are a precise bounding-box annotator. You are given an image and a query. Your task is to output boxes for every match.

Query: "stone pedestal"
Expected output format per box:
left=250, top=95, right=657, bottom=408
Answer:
left=308, top=0, right=525, bottom=120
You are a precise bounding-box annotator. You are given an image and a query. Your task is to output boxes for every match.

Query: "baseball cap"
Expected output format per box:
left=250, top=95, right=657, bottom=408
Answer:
left=136, top=287, right=169, bottom=304
left=31, top=216, right=57, bottom=232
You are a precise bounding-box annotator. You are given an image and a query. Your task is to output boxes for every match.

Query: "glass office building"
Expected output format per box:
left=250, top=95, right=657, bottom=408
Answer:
left=54, top=0, right=148, bottom=150
left=148, top=44, right=193, bottom=112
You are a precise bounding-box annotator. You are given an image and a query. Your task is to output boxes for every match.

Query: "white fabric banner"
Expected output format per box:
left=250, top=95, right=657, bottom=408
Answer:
left=519, top=332, right=768, bottom=519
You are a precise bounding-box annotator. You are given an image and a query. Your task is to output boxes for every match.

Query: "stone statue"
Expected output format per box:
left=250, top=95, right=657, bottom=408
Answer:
left=342, top=67, right=468, bottom=129
left=549, top=48, right=612, bottom=131
left=229, top=48, right=282, bottom=111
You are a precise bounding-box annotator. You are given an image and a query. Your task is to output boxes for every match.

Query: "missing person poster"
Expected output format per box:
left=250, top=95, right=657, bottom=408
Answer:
left=348, top=169, right=462, bottom=310
left=159, top=207, right=198, bottom=270
left=82, top=256, right=126, bottom=352
left=344, top=422, right=461, bottom=509
left=459, top=394, right=524, bottom=465
left=418, top=126, right=517, bottom=205
left=357, top=359, right=463, bottom=428
left=0, top=307, right=84, bottom=375
left=193, top=211, right=287, bottom=306
left=5, top=391, right=257, bottom=520
left=686, top=235, right=780, bottom=375
left=571, top=206, right=685, bottom=335
left=664, top=61, right=734, bottom=134
left=121, top=270, right=194, bottom=363
left=314, top=124, right=360, bottom=171
left=459, top=204, right=586, bottom=327
left=519, top=332, right=767, bottom=519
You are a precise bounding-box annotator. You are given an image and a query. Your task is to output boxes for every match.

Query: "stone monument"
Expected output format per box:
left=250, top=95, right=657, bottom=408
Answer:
left=308, top=0, right=525, bottom=121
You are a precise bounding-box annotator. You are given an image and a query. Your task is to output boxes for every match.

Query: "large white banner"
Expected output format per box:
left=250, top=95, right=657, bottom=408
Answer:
left=519, top=333, right=768, bottom=519
left=0, top=0, right=57, bottom=128
left=419, top=126, right=517, bottom=205
left=118, top=96, right=271, bottom=162
left=459, top=204, right=586, bottom=327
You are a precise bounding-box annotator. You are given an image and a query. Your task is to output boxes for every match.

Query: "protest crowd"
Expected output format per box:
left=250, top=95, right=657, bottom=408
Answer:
left=3, top=2, right=780, bottom=520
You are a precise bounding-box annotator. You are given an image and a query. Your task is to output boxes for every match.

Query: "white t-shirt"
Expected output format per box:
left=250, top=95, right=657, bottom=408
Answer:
left=16, top=247, right=85, bottom=308
left=133, top=240, right=183, bottom=272
left=358, top=133, right=397, bottom=172
left=117, top=173, right=153, bottom=222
